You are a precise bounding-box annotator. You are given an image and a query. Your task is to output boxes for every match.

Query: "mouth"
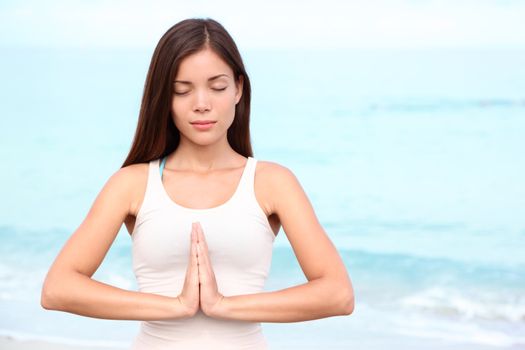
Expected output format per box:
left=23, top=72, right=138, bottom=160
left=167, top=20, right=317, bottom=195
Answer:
left=191, top=120, right=216, bottom=131
left=190, top=120, right=217, bottom=125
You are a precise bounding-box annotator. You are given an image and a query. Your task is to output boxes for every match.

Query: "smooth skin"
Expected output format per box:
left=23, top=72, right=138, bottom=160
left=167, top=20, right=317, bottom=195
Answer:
left=176, top=223, right=201, bottom=316
left=177, top=221, right=225, bottom=317
left=41, top=45, right=354, bottom=322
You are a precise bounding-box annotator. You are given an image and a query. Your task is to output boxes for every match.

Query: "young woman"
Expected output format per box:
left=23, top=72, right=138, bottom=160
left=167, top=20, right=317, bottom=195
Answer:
left=41, top=17, right=354, bottom=349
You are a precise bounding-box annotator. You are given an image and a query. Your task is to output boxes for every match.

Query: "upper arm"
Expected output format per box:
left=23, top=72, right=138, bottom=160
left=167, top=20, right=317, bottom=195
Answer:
left=264, top=161, right=352, bottom=288
left=44, top=165, right=140, bottom=280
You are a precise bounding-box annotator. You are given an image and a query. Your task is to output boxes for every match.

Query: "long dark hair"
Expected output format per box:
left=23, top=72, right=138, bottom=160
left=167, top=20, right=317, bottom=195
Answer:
left=121, top=18, right=253, bottom=168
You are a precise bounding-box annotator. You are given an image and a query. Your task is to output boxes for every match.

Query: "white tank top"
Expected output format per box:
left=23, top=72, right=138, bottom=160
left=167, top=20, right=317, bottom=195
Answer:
left=130, top=156, right=276, bottom=349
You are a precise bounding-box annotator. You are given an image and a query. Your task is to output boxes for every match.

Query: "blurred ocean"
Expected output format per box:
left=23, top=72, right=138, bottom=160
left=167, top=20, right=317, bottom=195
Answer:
left=0, top=47, right=524, bottom=349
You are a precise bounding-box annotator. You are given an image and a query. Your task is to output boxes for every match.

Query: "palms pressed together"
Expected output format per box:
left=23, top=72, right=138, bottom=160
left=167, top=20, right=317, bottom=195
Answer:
left=178, top=222, right=225, bottom=318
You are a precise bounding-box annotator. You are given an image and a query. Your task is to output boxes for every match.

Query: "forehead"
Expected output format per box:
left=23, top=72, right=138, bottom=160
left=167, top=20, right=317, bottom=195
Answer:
left=175, top=48, right=233, bottom=80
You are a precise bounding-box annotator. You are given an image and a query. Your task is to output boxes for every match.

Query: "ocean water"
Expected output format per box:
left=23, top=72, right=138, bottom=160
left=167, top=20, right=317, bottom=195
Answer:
left=0, top=47, right=524, bottom=349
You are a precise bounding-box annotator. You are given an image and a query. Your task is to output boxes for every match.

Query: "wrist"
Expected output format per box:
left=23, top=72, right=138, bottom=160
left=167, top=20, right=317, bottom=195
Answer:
left=211, top=295, right=229, bottom=319
left=175, top=296, right=195, bottom=319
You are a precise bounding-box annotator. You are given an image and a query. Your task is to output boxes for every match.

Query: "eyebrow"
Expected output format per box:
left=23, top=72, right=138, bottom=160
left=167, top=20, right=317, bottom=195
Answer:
left=174, top=74, right=230, bottom=84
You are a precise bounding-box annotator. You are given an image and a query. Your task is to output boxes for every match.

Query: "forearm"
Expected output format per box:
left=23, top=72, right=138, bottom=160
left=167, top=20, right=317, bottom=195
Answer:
left=41, top=271, right=188, bottom=321
left=217, top=278, right=353, bottom=323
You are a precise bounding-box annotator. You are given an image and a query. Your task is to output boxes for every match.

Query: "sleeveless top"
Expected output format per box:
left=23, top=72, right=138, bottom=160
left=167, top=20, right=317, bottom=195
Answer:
left=130, top=156, right=276, bottom=349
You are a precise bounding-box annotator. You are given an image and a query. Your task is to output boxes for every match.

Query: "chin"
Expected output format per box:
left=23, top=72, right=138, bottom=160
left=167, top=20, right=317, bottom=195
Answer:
left=186, top=133, right=224, bottom=146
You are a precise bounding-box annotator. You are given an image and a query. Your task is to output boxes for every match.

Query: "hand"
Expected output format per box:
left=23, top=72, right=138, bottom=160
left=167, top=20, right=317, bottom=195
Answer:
left=176, top=223, right=200, bottom=317
left=194, top=221, right=225, bottom=317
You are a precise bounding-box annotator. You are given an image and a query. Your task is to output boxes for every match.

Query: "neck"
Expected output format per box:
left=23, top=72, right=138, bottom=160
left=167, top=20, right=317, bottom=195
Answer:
left=168, top=137, right=241, bottom=173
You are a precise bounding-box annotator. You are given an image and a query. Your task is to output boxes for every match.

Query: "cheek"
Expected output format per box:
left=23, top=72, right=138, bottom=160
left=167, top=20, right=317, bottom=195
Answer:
left=171, top=101, right=185, bottom=119
left=170, top=103, right=184, bottom=129
left=221, top=93, right=238, bottom=111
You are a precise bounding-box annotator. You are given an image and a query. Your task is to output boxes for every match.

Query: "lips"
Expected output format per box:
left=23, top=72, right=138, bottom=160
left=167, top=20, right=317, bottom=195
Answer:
left=191, top=120, right=216, bottom=125
left=191, top=120, right=216, bottom=131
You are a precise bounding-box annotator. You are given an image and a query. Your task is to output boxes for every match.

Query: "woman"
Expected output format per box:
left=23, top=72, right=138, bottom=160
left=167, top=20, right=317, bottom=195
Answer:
left=41, top=17, right=354, bottom=349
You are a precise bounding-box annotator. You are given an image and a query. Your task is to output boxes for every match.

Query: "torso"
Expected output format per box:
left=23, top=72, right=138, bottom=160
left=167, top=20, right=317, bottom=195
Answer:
left=123, top=158, right=281, bottom=237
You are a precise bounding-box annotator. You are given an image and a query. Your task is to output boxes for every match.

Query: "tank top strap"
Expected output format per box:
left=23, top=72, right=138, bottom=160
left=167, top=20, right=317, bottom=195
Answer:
left=233, top=157, right=271, bottom=233
left=132, top=158, right=165, bottom=233
left=235, top=156, right=257, bottom=201
left=148, top=157, right=167, bottom=204
left=150, top=157, right=171, bottom=207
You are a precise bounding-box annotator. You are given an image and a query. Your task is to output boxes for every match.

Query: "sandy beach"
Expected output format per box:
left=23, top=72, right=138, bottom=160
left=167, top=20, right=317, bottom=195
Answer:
left=0, top=336, right=127, bottom=350
left=4, top=334, right=523, bottom=350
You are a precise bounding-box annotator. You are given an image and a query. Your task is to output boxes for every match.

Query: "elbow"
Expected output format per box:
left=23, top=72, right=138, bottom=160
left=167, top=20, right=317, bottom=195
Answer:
left=40, top=277, right=64, bottom=310
left=41, top=270, right=88, bottom=311
left=40, top=285, right=55, bottom=310
left=324, top=277, right=355, bottom=316
left=338, top=287, right=355, bottom=316
left=341, top=290, right=355, bottom=315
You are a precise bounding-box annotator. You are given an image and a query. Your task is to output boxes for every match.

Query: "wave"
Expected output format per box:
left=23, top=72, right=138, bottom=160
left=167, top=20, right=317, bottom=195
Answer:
left=400, top=286, right=525, bottom=323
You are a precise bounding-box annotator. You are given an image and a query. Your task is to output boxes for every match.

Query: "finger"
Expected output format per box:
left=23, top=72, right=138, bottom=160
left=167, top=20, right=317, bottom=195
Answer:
left=191, top=226, right=197, bottom=258
left=194, top=239, right=200, bottom=269
left=195, top=223, right=203, bottom=251
left=194, top=224, right=215, bottom=278
left=192, top=222, right=197, bottom=240
left=192, top=228, right=200, bottom=273
left=195, top=222, right=201, bottom=241
left=195, top=229, right=209, bottom=267
left=187, top=228, right=194, bottom=270
left=197, top=244, right=210, bottom=283
left=196, top=240, right=215, bottom=284
left=199, top=232, right=212, bottom=271
left=191, top=237, right=199, bottom=283
left=196, top=224, right=210, bottom=257
left=188, top=231, right=198, bottom=283
left=191, top=230, right=197, bottom=260
left=197, top=223, right=207, bottom=245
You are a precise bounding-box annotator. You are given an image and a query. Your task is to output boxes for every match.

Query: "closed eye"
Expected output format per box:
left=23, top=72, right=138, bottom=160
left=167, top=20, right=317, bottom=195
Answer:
left=174, top=87, right=227, bottom=96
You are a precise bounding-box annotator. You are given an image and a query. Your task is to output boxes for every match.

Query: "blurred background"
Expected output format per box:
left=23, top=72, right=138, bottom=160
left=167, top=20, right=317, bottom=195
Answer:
left=1, top=1, right=524, bottom=349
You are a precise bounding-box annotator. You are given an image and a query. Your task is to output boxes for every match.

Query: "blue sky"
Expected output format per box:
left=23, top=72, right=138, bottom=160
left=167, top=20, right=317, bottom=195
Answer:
left=0, top=0, right=524, bottom=50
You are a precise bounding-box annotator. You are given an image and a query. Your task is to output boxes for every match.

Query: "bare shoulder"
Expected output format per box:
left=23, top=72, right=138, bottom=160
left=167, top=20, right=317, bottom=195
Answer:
left=118, top=162, right=149, bottom=217
left=119, top=162, right=149, bottom=180
left=254, top=160, right=302, bottom=215
left=98, top=163, right=147, bottom=215
left=110, top=163, right=147, bottom=193
left=256, top=160, right=295, bottom=181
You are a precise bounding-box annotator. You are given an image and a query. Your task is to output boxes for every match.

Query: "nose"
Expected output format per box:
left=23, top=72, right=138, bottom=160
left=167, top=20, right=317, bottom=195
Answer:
left=193, top=89, right=211, bottom=113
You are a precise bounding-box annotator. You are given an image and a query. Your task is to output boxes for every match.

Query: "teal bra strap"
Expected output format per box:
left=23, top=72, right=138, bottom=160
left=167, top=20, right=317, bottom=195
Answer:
left=159, top=156, right=167, bottom=179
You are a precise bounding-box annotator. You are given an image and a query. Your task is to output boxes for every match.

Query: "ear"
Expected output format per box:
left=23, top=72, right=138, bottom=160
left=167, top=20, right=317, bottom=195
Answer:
left=235, top=75, right=244, bottom=105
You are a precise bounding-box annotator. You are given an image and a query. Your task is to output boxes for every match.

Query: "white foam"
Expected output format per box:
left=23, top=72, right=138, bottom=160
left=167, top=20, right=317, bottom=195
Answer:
left=400, top=286, right=525, bottom=322
left=392, top=312, right=524, bottom=348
